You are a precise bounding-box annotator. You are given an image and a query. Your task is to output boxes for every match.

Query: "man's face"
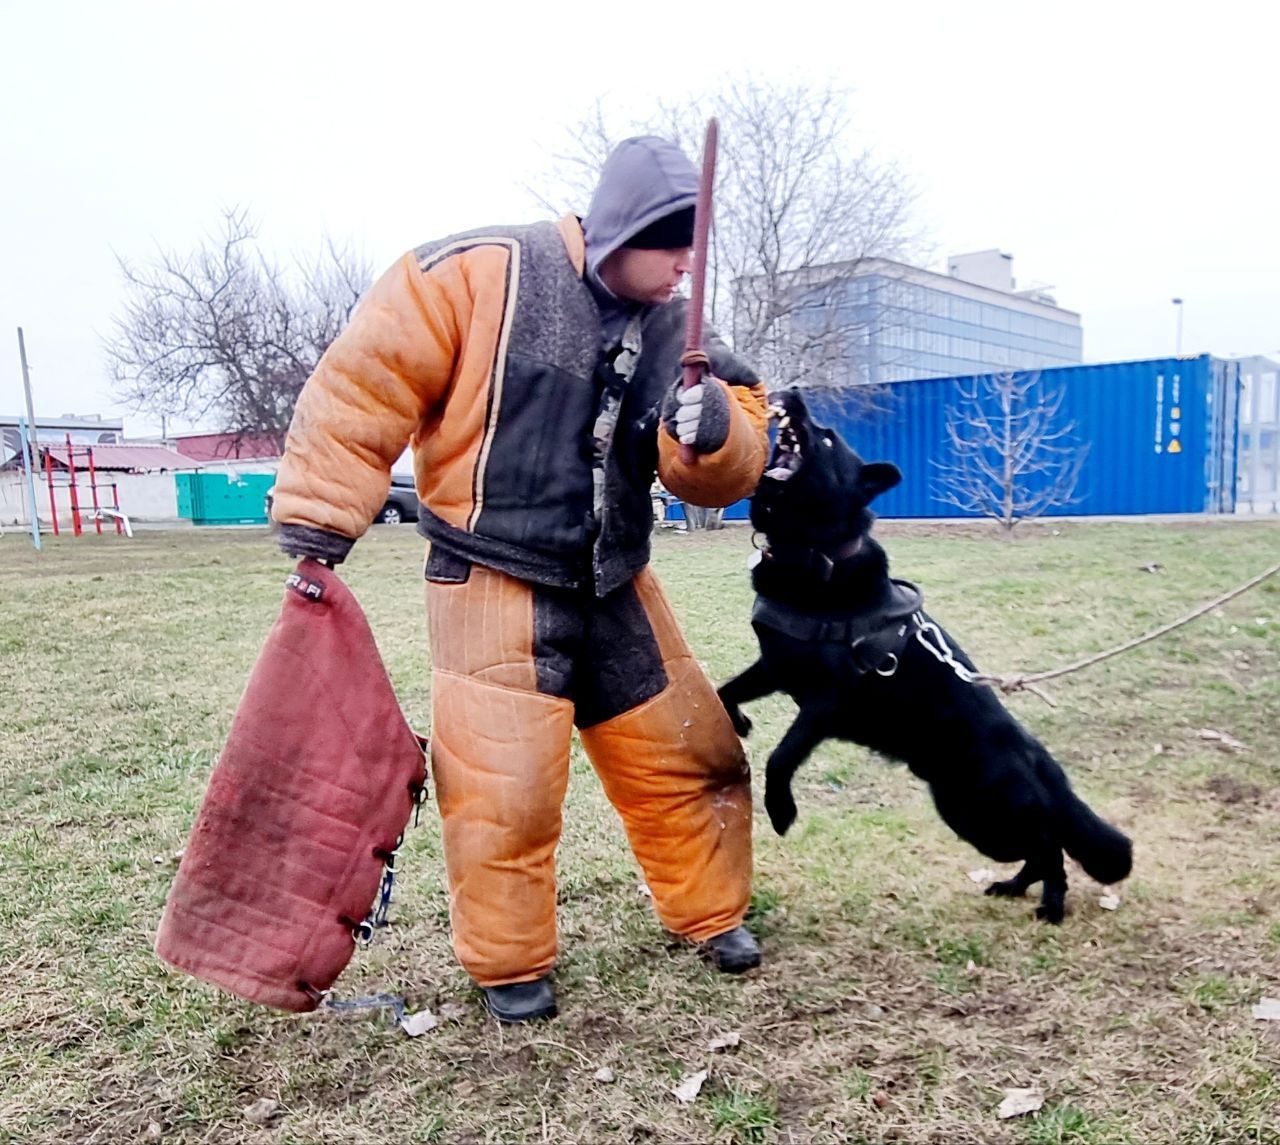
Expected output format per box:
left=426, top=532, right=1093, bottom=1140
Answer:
left=599, top=246, right=693, bottom=305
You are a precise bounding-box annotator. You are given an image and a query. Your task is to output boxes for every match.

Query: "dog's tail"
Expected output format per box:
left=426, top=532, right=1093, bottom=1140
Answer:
left=1057, top=792, right=1133, bottom=885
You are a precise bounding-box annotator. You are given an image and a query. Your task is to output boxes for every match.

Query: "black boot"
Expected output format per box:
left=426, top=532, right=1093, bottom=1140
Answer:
left=481, top=977, right=558, bottom=1023
left=698, top=926, right=762, bottom=974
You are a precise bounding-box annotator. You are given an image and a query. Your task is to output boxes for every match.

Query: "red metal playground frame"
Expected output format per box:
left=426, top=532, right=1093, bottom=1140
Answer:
left=43, top=434, right=132, bottom=538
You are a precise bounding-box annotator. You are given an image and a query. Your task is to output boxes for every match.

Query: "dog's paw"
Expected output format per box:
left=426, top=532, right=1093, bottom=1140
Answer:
left=984, top=878, right=1026, bottom=899
left=716, top=691, right=753, bottom=737
left=1035, top=900, right=1065, bottom=924
left=764, top=787, right=797, bottom=836
left=728, top=706, right=753, bottom=737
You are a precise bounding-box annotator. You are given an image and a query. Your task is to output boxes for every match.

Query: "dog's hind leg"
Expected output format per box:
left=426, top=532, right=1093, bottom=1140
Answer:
left=717, top=660, right=779, bottom=737
left=985, top=863, right=1041, bottom=900
left=984, top=848, right=1067, bottom=923
left=764, top=709, right=827, bottom=836
left=1034, top=849, right=1067, bottom=924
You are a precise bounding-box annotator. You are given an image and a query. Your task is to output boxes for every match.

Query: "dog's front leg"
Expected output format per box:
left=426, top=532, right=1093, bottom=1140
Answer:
left=764, top=709, right=827, bottom=836
left=717, top=659, right=779, bottom=737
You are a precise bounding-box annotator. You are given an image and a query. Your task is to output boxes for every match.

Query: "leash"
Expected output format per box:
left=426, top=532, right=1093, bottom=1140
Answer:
left=915, top=561, right=1280, bottom=707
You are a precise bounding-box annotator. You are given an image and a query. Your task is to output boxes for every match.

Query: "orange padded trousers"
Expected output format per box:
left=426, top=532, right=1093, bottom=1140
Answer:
left=425, top=554, right=752, bottom=987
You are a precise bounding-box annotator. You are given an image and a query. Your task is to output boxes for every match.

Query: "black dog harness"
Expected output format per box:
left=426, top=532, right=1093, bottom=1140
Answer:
left=750, top=579, right=926, bottom=677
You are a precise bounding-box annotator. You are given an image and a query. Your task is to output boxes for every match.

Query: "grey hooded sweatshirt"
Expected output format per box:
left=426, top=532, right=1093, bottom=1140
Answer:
left=582, top=136, right=700, bottom=345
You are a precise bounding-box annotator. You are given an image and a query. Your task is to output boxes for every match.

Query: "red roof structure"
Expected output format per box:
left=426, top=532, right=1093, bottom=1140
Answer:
left=44, top=443, right=200, bottom=471
left=173, top=432, right=282, bottom=462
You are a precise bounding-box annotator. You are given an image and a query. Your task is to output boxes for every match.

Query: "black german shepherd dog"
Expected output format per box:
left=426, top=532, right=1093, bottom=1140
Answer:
left=717, top=389, right=1132, bottom=922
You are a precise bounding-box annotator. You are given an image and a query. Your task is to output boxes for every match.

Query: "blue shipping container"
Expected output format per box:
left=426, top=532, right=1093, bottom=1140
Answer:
left=785, top=356, right=1242, bottom=519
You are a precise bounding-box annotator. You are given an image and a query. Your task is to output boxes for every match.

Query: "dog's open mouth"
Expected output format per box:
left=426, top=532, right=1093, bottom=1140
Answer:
left=765, top=403, right=802, bottom=482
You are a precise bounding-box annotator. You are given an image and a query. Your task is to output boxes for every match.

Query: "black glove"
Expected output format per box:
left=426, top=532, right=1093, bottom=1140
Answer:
left=276, top=523, right=354, bottom=566
left=661, top=377, right=731, bottom=454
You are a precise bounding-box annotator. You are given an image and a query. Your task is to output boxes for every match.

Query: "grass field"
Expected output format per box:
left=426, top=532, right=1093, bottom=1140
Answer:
left=1, top=518, right=1278, bottom=1144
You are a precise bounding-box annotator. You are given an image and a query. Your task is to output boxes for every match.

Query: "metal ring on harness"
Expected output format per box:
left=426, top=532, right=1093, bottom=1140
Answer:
left=351, top=920, right=375, bottom=947
left=299, top=981, right=331, bottom=1005
left=874, top=653, right=899, bottom=677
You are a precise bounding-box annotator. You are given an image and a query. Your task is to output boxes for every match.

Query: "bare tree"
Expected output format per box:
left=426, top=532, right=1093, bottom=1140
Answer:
left=533, top=82, right=925, bottom=393
left=105, top=208, right=370, bottom=449
left=934, top=371, right=1089, bottom=534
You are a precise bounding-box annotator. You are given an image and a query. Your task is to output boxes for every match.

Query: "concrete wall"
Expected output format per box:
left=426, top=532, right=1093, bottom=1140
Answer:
left=0, top=470, right=182, bottom=526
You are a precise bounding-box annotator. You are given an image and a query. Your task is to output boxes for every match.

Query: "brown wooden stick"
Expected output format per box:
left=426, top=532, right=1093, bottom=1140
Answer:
left=678, top=118, right=719, bottom=465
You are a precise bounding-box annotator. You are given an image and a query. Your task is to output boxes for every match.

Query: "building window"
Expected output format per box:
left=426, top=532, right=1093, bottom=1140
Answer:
left=1260, top=373, right=1278, bottom=423
left=981, top=304, right=1011, bottom=332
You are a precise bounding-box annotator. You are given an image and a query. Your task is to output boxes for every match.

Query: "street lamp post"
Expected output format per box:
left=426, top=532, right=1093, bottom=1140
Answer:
left=1171, top=298, right=1183, bottom=356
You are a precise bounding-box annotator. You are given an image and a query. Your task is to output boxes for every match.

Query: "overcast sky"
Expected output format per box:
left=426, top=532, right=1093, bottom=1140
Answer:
left=2, top=1, right=1275, bottom=436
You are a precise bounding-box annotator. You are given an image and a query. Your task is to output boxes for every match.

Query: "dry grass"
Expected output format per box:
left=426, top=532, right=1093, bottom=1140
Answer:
left=1, top=518, right=1278, bottom=1144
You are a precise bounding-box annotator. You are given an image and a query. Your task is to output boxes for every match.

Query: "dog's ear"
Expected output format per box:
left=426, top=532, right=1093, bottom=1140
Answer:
left=783, top=387, right=809, bottom=418
left=857, top=462, right=902, bottom=502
